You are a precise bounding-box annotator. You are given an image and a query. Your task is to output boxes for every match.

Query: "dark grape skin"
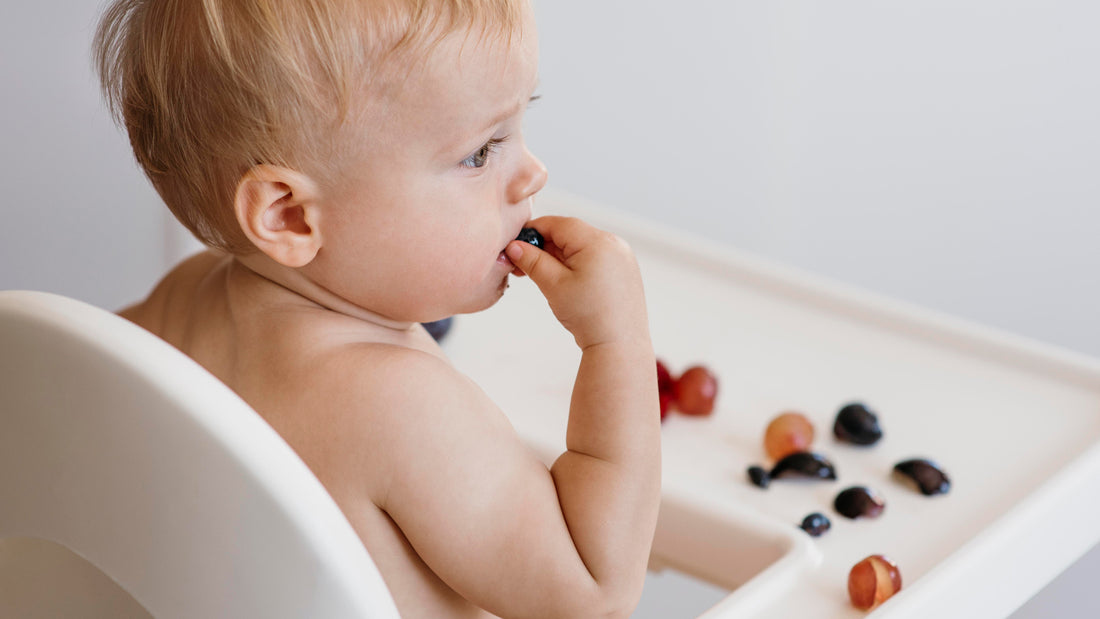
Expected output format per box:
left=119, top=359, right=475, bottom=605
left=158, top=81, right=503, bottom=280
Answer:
left=893, top=458, right=951, bottom=496
left=516, top=228, right=544, bottom=249
left=769, top=451, right=838, bottom=481
left=833, top=402, right=883, bottom=446
left=747, top=465, right=770, bottom=488
left=834, top=486, right=886, bottom=519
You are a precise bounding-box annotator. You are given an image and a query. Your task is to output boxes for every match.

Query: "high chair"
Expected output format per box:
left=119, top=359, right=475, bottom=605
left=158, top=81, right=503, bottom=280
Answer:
left=0, top=290, right=400, bottom=618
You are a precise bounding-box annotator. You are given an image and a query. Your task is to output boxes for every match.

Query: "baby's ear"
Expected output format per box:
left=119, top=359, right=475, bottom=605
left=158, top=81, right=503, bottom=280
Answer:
left=234, top=165, right=323, bottom=268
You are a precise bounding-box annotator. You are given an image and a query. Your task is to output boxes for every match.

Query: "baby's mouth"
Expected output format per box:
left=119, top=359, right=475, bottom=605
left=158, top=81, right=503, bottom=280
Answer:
left=497, top=248, right=524, bottom=277
left=496, top=226, right=536, bottom=272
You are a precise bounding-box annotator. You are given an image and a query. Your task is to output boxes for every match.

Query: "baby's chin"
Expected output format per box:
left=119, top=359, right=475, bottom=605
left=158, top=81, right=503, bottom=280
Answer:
left=473, top=271, right=513, bottom=313
left=423, top=272, right=511, bottom=320
left=482, top=272, right=512, bottom=309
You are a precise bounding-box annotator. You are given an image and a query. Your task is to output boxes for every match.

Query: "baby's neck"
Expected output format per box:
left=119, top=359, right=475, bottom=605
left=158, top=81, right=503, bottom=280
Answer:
left=231, top=254, right=419, bottom=334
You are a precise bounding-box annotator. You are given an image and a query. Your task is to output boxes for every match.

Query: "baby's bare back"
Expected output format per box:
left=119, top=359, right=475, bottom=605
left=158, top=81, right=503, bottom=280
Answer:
left=120, top=251, right=498, bottom=618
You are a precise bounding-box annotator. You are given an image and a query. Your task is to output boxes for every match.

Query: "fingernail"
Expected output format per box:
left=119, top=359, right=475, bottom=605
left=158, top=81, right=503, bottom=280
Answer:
left=505, top=242, right=524, bottom=261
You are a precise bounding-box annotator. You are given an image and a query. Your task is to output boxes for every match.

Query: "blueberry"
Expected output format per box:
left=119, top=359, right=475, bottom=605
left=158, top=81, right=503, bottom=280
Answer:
left=421, top=316, right=454, bottom=342
left=516, top=228, right=544, bottom=249
left=799, top=512, right=832, bottom=537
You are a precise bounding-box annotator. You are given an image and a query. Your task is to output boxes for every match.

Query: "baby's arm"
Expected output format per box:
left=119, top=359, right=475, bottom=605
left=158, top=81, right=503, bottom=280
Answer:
left=353, top=217, right=659, bottom=618
left=505, top=217, right=662, bottom=608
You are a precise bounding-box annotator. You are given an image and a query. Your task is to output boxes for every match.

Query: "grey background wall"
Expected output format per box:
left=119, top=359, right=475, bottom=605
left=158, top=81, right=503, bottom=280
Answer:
left=2, top=0, right=1097, bottom=616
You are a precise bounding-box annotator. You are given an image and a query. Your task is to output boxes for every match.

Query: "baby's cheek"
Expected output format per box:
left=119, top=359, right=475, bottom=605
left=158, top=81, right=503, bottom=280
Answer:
left=423, top=251, right=482, bottom=289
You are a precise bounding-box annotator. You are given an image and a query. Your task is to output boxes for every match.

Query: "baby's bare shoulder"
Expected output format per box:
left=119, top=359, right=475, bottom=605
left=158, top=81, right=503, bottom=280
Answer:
left=309, top=340, right=507, bottom=445
left=284, top=339, right=517, bottom=504
left=118, top=249, right=227, bottom=328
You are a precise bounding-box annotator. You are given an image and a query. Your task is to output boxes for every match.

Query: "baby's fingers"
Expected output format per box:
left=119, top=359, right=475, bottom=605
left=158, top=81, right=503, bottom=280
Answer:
left=522, top=216, right=600, bottom=261
left=505, top=240, right=566, bottom=289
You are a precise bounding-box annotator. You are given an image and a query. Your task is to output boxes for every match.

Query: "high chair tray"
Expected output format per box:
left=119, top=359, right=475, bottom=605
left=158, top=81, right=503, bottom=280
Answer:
left=445, top=188, right=1100, bottom=618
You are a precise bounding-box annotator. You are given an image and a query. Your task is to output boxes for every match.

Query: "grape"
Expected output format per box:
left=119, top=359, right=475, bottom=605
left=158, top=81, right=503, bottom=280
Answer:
left=672, top=366, right=718, bottom=416
left=659, top=391, right=674, bottom=421
left=747, top=465, right=770, bottom=488
left=764, top=411, right=815, bottom=460
left=656, top=360, right=674, bottom=393
left=893, top=458, right=951, bottom=496
left=834, top=486, right=885, bottom=519
left=656, top=360, right=675, bottom=420
left=834, top=402, right=883, bottom=446
left=848, top=555, right=901, bottom=611
left=769, top=451, right=837, bottom=481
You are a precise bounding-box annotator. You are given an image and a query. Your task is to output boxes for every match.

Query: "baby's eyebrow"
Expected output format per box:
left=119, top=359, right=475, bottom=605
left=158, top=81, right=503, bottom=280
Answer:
left=477, top=94, right=539, bottom=134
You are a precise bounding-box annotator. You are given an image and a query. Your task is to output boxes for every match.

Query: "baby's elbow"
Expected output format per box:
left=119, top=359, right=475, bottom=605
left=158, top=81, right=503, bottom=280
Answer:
left=577, top=595, right=641, bottom=619
left=550, top=577, right=643, bottom=619
left=599, top=587, right=645, bottom=619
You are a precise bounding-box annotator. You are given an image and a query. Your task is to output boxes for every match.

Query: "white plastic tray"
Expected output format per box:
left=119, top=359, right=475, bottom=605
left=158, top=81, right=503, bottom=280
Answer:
left=444, top=189, right=1100, bottom=617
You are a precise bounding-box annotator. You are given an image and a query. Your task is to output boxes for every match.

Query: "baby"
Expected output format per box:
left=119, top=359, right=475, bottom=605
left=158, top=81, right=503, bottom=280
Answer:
left=95, top=0, right=660, bottom=617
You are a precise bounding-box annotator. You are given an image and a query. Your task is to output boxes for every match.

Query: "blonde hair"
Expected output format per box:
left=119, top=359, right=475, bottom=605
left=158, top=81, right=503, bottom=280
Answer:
left=94, top=0, right=524, bottom=253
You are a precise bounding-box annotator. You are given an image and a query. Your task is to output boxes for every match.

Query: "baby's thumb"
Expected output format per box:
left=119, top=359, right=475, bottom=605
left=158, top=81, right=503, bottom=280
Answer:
left=506, top=240, right=564, bottom=288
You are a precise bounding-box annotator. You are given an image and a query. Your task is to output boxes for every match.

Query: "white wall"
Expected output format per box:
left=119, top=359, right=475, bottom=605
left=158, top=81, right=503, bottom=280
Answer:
left=528, top=0, right=1100, bottom=359
left=2, top=0, right=1098, bottom=615
left=0, top=2, right=167, bottom=310
left=526, top=1, right=1100, bottom=616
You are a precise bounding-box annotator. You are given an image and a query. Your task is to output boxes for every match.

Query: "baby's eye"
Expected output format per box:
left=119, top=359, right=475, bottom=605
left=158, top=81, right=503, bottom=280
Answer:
left=460, top=137, right=508, bottom=169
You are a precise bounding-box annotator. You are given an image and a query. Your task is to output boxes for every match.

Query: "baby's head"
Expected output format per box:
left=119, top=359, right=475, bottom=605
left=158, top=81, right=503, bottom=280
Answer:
left=95, top=0, right=546, bottom=322
left=95, top=0, right=537, bottom=252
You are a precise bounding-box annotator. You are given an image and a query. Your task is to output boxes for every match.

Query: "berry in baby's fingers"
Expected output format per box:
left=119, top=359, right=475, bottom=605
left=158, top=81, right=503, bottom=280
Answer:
left=673, top=366, right=718, bottom=416
left=516, top=227, right=544, bottom=249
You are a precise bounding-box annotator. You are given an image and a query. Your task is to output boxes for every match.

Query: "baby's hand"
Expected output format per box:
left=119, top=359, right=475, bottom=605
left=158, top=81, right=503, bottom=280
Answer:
left=506, top=216, right=648, bottom=350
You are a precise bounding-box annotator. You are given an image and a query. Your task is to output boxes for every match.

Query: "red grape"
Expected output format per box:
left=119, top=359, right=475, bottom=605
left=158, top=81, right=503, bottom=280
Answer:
left=656, top=360, right=675, bottom=420
left=673, top=366, right=718, bottom=416
left=848, top=555, right=902, bottom=611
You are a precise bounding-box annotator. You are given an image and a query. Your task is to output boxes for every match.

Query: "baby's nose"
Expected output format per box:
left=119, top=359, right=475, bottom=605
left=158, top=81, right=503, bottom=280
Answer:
left=509, top=149, right=548, bottom=204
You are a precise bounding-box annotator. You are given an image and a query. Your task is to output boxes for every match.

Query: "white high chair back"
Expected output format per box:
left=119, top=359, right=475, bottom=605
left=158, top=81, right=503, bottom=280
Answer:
left=0, top=290, right=400, bottom=618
